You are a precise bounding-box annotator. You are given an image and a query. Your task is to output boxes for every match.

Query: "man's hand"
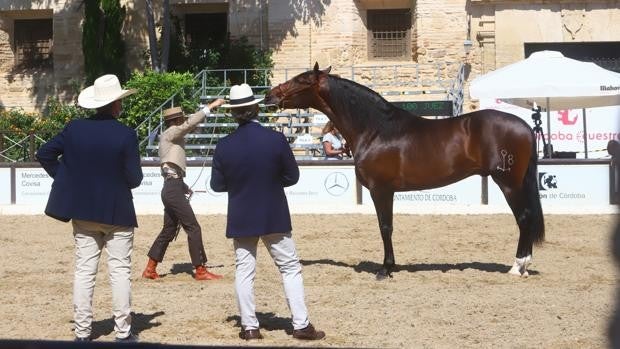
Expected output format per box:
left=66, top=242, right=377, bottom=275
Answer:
left=202, top=98, right=226, bottom=115
left=209, top=98, right=226, bottom=110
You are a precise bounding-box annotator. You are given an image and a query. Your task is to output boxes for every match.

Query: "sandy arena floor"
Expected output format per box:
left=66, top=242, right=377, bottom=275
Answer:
left=0, top=214, right=618, bottom=348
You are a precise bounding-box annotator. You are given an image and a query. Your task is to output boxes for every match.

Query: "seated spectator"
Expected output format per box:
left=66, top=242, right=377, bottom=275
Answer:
left=322, top=121, right=350, bottom=160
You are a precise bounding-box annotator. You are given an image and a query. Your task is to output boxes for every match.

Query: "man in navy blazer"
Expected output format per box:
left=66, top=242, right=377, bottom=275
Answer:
left=37, top=74, right=142, bottom=343
left=210, top=83, right=325, bottom=341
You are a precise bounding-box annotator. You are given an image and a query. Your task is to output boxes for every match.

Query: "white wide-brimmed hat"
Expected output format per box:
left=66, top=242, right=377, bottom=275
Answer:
left=221, top=83, right=264, bottom=108
left=78, top=74, right=136, bottom=109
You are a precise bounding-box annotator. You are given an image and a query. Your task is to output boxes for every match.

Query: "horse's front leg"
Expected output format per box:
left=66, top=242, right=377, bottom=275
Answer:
left=370, top=188, right=395, bottom=280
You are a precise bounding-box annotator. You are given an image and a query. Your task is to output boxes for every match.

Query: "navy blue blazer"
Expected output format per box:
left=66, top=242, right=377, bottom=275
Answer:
left=36, top=114, right=143, bottom=227
left=210, top=121, right=299, bottom=238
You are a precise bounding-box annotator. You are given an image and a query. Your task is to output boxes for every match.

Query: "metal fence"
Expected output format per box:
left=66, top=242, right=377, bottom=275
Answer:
left=0, top=132, right=48, bottom=162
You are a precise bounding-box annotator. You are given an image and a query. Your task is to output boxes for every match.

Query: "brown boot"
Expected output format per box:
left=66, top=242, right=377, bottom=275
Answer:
left=194, top=265, right=223, bottom=280
left=292, top=323, right=325, bottom=340
left=141, top=258, right=160, bottom=279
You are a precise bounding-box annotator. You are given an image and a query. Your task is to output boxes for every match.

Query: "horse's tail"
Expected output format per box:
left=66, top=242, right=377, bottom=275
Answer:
left=522, top=138, right=545, bottom=244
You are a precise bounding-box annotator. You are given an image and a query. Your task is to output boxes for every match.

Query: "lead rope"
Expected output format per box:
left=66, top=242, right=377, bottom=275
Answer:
left=188, top=90, right=228, bottom=192
left=174, top=92, right=227, bottom=242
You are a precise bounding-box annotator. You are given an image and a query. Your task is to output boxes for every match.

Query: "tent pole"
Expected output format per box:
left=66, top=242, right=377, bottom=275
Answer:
left=546, top=97, right=553, bottom=158
left=583, top=108, right=588, bottom=159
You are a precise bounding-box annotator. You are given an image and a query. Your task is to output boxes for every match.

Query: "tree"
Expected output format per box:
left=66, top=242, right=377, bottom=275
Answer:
left=145, top=0, right=171, bottom=72
left=81, top=0, right=127, bottom=84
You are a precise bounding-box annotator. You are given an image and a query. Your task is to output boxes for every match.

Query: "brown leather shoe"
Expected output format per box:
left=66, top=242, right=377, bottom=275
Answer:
left=194, top=265, right=223, bottom=280
left=142, top=258, right=159, bottom=279
left=292, top=323, right=325, bottom=340
left=239, top=329, right=263, bottom=340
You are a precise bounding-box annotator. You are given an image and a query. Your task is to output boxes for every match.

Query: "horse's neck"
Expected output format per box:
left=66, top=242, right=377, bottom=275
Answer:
left=313, top=97, right=360, bottom=150
left=316, top=80, right=372, bottom=146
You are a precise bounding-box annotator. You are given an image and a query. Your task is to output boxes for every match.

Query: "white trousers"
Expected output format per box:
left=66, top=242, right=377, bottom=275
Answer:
left=233, top=233, right=310, bottom=331
left=72, top=219, right=133, bottom=339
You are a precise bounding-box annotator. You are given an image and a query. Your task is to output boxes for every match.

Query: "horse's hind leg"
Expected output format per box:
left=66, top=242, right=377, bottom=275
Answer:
left=369, top=188, right=395, bottom=280
left=494, top=151, right=545, bottom=277
left=494, top=180, right=535, bottom=277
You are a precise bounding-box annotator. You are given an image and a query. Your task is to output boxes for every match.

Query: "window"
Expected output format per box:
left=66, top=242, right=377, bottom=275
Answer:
left=368, top=9, right=411, bottom=60
left=185, top=13, right=227, bottom=49
left=14, top=18, right=53, bottom=68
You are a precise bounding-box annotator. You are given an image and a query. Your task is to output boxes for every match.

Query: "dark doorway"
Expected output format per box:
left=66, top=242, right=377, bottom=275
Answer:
left=524, top=41, right=620, bottom=72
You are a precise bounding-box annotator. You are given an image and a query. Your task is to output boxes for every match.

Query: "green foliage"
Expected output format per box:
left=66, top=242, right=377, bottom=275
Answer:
left=166, top=17, right=274, bottom=88
left=45, top=98, right=93, bottom=125
left=122, top=70, right=198, bottom=147
left=82, top=0, right=127, bottom=84
left=0, top=99, right=92, bottom=161
left=82, top=0, right=102, bottom=84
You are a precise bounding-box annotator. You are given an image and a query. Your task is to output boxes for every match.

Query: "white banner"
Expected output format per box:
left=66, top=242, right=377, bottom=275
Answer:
left=15, top=168, right=54, bottom=204
left=480, top=98, right=620, bottom=158
left=361, top=176, right=483, bottom=206
left=5, top=165, right=613, bottom=210
left=0, top=168, right=10, bottom=205
left=488, top=164, right=610, bottom=208
left=285, top=166, right=357, bottom=204
left=130, top=166, right=357, bottom=211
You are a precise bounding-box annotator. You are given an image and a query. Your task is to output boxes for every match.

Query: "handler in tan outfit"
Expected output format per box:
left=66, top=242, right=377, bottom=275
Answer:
left=142, top=99, right=224, bottom=280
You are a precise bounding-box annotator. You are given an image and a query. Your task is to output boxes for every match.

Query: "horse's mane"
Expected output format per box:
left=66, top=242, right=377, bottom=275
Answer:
left=324, top=74, right=415, bottom=134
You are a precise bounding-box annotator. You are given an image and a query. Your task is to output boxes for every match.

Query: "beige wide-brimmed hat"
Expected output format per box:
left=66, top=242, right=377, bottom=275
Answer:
left=162, top=107, right=185, bottom=121
left=221, top=83, right=264, bottom=108
left=78, top=74, right=136, bottom=109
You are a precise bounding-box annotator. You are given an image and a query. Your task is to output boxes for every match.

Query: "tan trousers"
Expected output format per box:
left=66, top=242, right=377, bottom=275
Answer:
left=72, top=219, right=133, bottom=339
left=233, top=233, right=310, bottom=331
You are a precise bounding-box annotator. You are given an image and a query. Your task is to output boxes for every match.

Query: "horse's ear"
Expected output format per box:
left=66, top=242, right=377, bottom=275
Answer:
left=323, top=66, right=332, bottom=74
left=313, top=62, right=320, bottom=72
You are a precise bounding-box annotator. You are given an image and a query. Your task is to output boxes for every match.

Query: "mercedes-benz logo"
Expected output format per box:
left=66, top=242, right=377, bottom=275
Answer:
left=324, top=172, right=349, bottom=196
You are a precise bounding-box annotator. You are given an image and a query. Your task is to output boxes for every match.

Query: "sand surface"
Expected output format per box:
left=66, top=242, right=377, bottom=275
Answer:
left=0, top=214, right=618, bottom=348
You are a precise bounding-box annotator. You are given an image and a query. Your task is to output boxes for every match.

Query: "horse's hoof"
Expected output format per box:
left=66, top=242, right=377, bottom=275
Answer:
left=375, top=270, right=392, bottom=280
left=508, top=255, right=532, bottom=277
left=508, top=265, right=523, bottom=276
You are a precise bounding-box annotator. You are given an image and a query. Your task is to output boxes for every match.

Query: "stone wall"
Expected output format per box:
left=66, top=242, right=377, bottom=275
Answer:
left=1, top=0, right=620, bottom=112
left=0, top=1, right=82, bottom=110
left=265, top=0, right=469, bottom=101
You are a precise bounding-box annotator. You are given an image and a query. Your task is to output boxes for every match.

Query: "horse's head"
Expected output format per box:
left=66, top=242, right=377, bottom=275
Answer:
left=264, top=62, right=331, bottom=109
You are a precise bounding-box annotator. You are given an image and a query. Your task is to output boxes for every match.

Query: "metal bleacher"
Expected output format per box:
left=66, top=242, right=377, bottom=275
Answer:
left=143, top=109, right=327, bottom=161
left=137, top=63, right=465, bottom=161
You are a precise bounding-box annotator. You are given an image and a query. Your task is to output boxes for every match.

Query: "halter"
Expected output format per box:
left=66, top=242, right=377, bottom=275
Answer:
left=271, top=75, right=317, bottom=108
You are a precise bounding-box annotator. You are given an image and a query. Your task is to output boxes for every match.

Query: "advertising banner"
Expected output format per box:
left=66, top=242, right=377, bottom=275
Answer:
left=285, top=166, right=357, bottom=204
left=488, top=164, right=610, bottom=208
left=0, top=168, right=10, bottom=205
left=480, top=99, right=620, bottom=158
left=361, top=176, right=482, bottom=206
left=131, top=166, right=357, bottom=211
left=15, top=168, right=54, bottom=204
left=5, top=165, right=612, bottom=210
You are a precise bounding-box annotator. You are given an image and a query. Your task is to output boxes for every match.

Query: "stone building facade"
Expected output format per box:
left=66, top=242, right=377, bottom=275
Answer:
left=0, top=0, right=619, bottom=112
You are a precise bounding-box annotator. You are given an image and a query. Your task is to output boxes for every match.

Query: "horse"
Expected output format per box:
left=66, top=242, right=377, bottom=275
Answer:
left=264, top=63, right=545, bottom=280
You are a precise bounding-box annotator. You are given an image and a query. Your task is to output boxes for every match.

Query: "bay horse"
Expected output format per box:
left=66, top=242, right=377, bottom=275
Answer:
left=264, top=63, right=544, bottom=279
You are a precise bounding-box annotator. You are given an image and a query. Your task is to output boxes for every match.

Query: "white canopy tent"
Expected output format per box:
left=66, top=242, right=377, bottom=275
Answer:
left=470, top=51, right=620, bottom=158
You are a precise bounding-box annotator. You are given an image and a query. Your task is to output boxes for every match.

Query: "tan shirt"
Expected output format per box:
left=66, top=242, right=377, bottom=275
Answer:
left=158, top=110, right=207, bottom=176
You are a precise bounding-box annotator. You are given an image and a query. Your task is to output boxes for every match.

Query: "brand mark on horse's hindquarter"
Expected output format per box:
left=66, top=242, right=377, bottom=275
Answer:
left=497, top=149, right=514, bottom=172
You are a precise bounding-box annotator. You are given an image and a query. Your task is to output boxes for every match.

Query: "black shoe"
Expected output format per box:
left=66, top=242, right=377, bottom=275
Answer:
left=115, top=332, right=139, bottom=342
left=74, top=336, right=91, bottom=342
left=239, top=329, right=263, bottom=340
